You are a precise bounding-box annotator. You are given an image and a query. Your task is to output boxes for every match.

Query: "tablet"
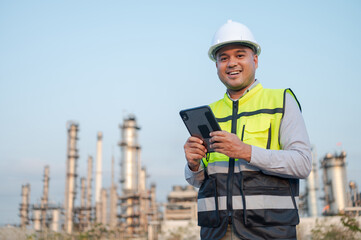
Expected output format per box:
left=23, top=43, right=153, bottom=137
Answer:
left=180, top=105, right=221, bottom=152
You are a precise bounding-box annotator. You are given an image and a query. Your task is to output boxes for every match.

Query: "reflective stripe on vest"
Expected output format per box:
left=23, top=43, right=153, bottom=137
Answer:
left=198, top=195, right=299, bottom=212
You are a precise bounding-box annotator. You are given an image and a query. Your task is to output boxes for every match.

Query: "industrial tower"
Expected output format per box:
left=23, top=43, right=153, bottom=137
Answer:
left=64, top=122, right=79, bottom=234
left=95, top=132, right=103, bottom=223
left=118, top=115, right=159, bottom=240
left=19, top=184, right=31, bottom=228
left=321, top=151, right=348, bottom=215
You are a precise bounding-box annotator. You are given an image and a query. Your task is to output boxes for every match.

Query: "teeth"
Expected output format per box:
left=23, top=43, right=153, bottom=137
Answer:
left=229, top=71, right=239, bottom=75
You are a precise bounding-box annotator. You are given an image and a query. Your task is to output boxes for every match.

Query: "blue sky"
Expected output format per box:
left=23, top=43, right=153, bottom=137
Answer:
left=1, top=0, right=360, bottom=225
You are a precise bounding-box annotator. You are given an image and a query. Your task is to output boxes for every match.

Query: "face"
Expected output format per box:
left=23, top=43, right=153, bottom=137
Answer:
left=215, top=44, right=258, bottom=97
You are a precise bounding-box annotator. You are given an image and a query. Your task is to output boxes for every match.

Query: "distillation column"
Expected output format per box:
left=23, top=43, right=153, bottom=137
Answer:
left=20, top=184, right=31, bottom=228
left=119, top=116, right=141, bottom=234
left=95, top=132, right=103, bottom=223
left=321, top=151, right=348, bottom=215
left=120, top=116, right=140, bottom=193
left=41, top=165, right=50, bottom=230
left=64, top=122, right=79, bottom=234
left=306, top=148, right=319, bottom=217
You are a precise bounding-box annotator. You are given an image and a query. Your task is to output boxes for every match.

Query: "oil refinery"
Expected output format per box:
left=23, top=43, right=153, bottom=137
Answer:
left=300, top=150, right=361, bottom=217
left=18, top=116, right=160, bottom=239
left=15, top=115, right=361, bottom=239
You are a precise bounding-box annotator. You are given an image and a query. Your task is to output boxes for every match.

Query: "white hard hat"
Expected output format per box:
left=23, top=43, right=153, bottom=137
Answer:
left=208, top=20, right=261, bottom=62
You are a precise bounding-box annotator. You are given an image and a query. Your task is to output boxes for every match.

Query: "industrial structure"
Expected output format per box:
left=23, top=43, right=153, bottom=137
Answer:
left=321, top=151, right=349, bottom=215
left=300, top=150, right=361, bottom=217
left=19, top=184, right=30, bottom=228
left=118, top=116, right=159, bottom=240
left=160, top=185, right=199, bottom=240
left=64, top=122, right=79, bottom=234
left=163, top=185, right=197, bottom=221
left=85, top=155, right=93, bottom=229
left=18, top=115, right=361, bottom=238
left=95, top=131, right=103, bottom=224
left=20, top=165, right=62, bottom=233
left=19, top=116, right=161, bottom=239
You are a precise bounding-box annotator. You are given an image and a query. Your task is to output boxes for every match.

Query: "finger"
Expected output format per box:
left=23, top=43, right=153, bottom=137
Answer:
left=189, top=146, right=207, bottom=156
left=188, top=136, right=204, bottom=144
left=210, top=142, right=223, bottom=150
left=186, top=151, right=206, bottom=164
left=185, top=141, right=207, bottom=152
left=209, top=135, right=222, bottom=143
left=210, top=131, right=222, bottom=137
left=185, top=142, right=207, bottom=155
left=210, top=134, right=229, bottom=144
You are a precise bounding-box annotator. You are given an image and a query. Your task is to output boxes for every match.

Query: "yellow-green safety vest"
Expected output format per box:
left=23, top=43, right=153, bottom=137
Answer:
left=197, top=83, right=300, bottom=240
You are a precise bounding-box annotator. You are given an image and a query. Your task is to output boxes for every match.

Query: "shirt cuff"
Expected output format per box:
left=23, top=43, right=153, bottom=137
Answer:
left=185, top=162, right=204, bottom=175
left=184, top=163, right=205, bottom=188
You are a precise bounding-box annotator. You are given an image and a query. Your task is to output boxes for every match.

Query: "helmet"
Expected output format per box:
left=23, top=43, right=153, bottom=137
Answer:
left=208, top=20, right=261, bottom=62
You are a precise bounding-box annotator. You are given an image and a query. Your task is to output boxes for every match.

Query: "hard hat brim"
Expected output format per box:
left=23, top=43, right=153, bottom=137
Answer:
left=208, top=40, right=261, bottom=62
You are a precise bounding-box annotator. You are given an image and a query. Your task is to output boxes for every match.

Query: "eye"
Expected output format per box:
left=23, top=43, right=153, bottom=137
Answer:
left=237, top=54, right=245, bottom=58
left=219, top=56, right=228, bottom=62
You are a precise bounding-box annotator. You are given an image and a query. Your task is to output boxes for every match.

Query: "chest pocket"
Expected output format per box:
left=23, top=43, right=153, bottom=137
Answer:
left=242, top=117, right=272, bottom=149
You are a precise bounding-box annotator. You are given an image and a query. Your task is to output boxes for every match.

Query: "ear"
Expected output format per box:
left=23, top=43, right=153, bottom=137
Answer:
left=254, top=54, right=258, bottom=69
left=215, top=61, right=218, bottom=68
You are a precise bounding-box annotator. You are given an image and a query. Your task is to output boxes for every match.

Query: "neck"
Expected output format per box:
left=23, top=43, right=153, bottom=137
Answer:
left=227, top=80, right=255, bottom=100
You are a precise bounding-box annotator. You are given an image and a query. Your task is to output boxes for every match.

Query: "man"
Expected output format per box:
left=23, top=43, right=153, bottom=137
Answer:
left=184, top=20, right=312, bottom=240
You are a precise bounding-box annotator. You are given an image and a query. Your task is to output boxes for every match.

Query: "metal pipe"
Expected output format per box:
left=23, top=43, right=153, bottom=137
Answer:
left=64, top=122, right=79, bottom=234
left=95, top=132, right=103, bottom=223
left=95, top=132, right=103, bottom=203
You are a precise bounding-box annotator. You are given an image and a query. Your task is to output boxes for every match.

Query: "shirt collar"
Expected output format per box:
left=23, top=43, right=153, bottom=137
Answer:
left=226, top=79, right=260, bottom=101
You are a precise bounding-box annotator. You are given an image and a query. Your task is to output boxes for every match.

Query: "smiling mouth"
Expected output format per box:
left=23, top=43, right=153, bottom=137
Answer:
left=227, top=70, right=241, bottom=75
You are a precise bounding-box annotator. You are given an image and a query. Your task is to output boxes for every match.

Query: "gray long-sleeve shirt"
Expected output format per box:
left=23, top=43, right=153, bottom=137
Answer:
left=185, top=82, right=312, bottom=188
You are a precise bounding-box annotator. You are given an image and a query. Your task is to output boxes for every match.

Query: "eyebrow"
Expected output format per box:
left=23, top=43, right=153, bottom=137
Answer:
left=218, top=49, right=247, bottom=57
left=234, top=49, right=247, bottom=53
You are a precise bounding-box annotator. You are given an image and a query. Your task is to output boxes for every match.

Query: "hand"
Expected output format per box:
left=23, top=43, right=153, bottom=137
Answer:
left=209, top=131, right=252, bottom=162
left=184, top=136, right=207, bottom=171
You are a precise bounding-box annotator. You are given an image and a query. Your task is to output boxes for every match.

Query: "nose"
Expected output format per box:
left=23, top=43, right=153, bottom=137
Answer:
left=227, top=56, right=237, bottom=68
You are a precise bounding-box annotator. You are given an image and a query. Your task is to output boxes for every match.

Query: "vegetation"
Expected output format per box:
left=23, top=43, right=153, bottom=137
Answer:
left=310, top=214, right=361, bottom=240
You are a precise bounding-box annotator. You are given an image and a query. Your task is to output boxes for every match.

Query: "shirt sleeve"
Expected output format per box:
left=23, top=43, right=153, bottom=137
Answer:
left=249, top=92, right=312, bottom=179
left=184, top=161, right=205, bottom=188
